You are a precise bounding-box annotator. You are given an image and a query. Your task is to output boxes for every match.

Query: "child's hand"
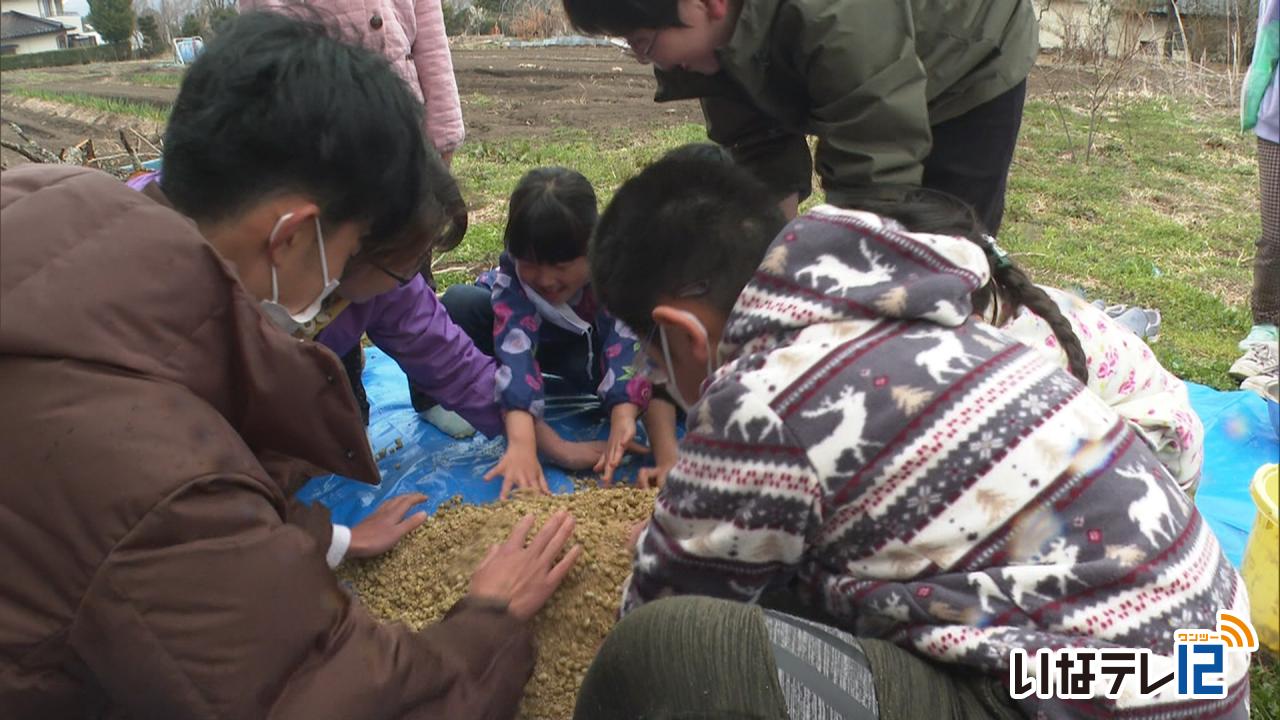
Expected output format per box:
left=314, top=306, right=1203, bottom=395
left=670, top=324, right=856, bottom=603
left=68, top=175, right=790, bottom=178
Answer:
left=595, top=403, right=649, bottom=485
left=549, top=439, right=609, bottom=470
left=636, top=460, right=676, bottom=490
left=637, top=397, right=680, bottom=490
left=486, top=441, right=549, bottom=500
left=626, top=518, right=649, bottom=552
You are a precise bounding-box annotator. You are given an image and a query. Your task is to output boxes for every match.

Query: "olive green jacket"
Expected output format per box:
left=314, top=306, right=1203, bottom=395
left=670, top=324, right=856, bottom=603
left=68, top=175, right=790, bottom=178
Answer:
left=654, top=0, right=1039, bottom=205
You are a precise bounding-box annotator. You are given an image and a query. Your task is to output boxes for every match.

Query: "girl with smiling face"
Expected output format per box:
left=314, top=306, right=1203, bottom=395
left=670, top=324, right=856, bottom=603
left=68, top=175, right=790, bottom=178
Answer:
left=440, top=167, right=679, bottom=498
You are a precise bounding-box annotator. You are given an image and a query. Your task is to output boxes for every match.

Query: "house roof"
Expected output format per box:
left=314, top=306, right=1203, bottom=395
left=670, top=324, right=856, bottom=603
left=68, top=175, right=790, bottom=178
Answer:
left=1, top=10, right=66, bottom=40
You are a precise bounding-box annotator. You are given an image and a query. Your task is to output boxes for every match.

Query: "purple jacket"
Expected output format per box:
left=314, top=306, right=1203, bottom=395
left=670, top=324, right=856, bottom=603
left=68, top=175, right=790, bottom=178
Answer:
left=316, top=275, right=502, bottom=437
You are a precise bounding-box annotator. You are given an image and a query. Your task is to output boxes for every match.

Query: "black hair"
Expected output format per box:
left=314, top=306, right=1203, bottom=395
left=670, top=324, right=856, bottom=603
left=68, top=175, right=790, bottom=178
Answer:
left=562, top=0, right=685, bottom=37
left=844, top=186, right=1089, bottom=383
left=591, top=156, right=785, bottom=338
left=368, top=146, right=468, bottom=279
left=407, top=147, right=469, bottom=262
left=504, top=167, right=597, bottom=264
left=660, top=142, right=735, bottom=165
left=161, top=10, right=427, bottom=252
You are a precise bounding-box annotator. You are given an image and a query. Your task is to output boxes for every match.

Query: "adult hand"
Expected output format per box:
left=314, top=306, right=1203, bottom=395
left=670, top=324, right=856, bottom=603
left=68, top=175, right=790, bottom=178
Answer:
left=485, top=442, right=548, bottom=500
left=469, top=511, right=583, bottom=620
left=347, top=493, right=429, bottom=559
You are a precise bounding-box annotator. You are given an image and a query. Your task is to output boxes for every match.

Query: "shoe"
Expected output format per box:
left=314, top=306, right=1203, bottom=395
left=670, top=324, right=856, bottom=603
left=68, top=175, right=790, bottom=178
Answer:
left=1242, top=373, right=1279, bottom=404
left=1091, top=300, right=1162, bottom=341
left=1115, top=307, right=1161, bottom=342
left=1231, top=342, right=1279, bottom=381
left=420, top=405, right=477, bottom=438
left=1238, top=324, right=1279, bottom=351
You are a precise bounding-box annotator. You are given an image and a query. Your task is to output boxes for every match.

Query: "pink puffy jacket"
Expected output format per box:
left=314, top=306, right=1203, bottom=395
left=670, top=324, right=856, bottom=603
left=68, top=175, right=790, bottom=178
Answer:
left=239, top=0, right=465, bottom=154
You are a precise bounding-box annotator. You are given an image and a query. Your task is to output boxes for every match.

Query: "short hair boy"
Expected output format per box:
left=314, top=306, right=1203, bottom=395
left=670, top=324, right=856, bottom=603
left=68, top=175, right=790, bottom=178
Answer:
left=589, top=156, right=1250, bottom=718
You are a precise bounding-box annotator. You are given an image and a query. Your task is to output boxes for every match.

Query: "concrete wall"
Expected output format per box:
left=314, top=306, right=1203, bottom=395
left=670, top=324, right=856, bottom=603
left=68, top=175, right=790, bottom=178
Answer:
left=1037, top=0, right=1167, bottom=55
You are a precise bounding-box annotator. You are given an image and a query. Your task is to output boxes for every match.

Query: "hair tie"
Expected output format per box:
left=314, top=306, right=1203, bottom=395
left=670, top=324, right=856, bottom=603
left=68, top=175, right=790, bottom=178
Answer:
left=983, top=234, right=1013, bottom=270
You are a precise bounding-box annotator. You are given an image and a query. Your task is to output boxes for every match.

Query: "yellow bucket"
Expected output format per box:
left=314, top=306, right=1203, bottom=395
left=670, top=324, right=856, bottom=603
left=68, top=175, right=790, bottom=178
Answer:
left=1243, top=463, right=1279, bottom=655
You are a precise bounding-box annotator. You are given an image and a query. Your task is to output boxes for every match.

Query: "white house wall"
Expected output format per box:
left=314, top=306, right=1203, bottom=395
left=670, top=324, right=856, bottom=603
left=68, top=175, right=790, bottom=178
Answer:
left=8, top=31, right=62, bottom=53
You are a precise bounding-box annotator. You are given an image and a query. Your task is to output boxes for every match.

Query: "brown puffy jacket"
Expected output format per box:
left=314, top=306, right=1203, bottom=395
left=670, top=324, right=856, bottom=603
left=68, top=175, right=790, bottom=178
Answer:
left=0, top=166, right=533, bottom=719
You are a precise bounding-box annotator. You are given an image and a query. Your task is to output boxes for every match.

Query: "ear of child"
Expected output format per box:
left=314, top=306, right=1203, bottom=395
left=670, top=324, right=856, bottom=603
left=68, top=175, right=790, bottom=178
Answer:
left=651, top=304, right=714, bottom=367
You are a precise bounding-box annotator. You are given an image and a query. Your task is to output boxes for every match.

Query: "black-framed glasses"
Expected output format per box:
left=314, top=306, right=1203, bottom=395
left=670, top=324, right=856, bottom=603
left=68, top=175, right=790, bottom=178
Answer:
left=372, top=261, right=414, bottom=287
left=626, top=32, right=658, bottom=63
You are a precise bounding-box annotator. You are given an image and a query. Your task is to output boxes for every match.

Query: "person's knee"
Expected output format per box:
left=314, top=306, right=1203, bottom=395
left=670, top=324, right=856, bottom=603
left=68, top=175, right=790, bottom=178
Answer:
left=440, top=284, right=492, bottom=345
left=599, top=596, right=732, bottom=656
left=577, top=597, right=770, bottom=719
left=440, top=283, right=488, bottom=317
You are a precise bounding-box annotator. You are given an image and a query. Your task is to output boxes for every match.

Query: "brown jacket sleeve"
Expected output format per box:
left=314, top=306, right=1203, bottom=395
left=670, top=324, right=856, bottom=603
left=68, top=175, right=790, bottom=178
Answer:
left=259, top=448, right=339, bottom=549
left=68, top=474, right=534, bottom=719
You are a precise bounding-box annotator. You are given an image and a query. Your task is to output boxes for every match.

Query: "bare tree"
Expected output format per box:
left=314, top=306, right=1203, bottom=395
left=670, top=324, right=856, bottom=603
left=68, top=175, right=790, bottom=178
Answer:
left=137, top=0, right=198, bottom=41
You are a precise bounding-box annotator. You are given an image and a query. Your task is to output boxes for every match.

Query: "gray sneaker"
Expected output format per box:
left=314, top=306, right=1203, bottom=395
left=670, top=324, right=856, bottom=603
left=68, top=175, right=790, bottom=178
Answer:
left=1241, top=373, right=1279, bottom=402
left=1231, top=342, right=1279, bottom=381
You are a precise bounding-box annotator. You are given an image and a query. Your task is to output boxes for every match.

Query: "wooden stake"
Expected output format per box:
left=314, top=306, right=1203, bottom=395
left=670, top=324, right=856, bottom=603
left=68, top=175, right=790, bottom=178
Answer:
left=118, top=128, right=144, bottom=173
left=0, top=139, right=45, bottom=163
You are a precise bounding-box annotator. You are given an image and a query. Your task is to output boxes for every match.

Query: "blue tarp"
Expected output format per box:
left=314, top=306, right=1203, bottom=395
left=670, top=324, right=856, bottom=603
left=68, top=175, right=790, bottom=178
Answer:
left=1185, top=382, right=1278, bottom=567
left=298, top=349, right=1279, bottom=567
left=297, top=347, right=656, bottom=526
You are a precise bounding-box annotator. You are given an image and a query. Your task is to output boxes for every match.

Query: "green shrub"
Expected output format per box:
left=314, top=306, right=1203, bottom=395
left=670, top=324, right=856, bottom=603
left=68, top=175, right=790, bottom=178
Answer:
left=0, top=44, right=133, bottom=71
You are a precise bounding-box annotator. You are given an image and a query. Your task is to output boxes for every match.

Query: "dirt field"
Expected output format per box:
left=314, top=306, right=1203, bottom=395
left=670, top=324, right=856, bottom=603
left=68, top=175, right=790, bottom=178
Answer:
left=0, top=43, right=710, bottom=168
left=3, top=41, right=1238, bottom=170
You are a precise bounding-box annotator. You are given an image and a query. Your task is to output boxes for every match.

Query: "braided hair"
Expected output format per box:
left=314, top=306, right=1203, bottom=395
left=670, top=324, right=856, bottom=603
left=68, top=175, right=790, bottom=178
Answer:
left=843, top=186, right=1090, bottom=383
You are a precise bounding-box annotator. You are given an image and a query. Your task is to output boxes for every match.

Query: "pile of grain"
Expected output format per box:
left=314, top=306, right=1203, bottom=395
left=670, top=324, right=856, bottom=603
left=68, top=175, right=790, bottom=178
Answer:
left=339, top=487, right=656, bottom=719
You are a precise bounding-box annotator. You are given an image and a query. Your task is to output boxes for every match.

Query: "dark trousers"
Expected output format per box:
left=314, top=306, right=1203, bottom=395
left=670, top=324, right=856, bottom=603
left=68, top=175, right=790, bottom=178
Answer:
left=1254, top=137, right=1280, bottom=327
left=342, top=269, right=437, bottom=424
left=440, top=283, right=598, bottom=397
left=340, top=344, right=371, bottom=425
left=922, top=80, right=1027, bottom=237
left=576, top=596, right=1022, bottom=720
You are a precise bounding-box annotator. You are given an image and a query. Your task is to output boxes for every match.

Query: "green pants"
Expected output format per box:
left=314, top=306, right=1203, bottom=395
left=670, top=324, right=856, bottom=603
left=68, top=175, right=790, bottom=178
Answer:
left=574, top=596, right=1023, bottom=720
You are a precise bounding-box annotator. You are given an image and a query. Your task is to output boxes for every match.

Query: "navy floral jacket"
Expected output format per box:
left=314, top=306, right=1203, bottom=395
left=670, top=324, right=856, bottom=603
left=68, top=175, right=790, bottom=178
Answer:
left=479, top=253, right=651, bottom=418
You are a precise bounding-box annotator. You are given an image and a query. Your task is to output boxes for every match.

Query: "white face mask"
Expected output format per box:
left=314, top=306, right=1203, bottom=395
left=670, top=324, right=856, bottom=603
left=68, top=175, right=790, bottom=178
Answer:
left=259, top=212, right=340, bottom=333
left=656, top=310, right=715, bottom=412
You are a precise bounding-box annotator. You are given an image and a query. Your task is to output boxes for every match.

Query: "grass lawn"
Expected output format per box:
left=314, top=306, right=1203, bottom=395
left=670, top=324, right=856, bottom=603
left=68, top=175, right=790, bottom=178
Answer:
left=440, top=94, right=1260, bottom=390
left=128, top=71, right=185, bottom=88
left=1256, top=655, right=1280, bottom=720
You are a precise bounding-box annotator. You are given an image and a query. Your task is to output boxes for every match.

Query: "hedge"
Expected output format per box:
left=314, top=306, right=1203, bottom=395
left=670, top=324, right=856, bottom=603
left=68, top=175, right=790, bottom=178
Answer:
left=1, top=43, right=133, bottom=71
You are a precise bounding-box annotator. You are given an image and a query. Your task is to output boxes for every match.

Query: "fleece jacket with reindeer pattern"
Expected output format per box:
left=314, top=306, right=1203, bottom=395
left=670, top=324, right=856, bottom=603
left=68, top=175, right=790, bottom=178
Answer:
left=625, top=204, right=1249, bottom=719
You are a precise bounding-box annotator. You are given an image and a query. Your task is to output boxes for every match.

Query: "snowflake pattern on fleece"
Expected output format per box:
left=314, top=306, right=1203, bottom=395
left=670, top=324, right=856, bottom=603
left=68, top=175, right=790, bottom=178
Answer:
left=625, top=206, right=1249, bottom=719
left=480, top=252, right=650, bottom=417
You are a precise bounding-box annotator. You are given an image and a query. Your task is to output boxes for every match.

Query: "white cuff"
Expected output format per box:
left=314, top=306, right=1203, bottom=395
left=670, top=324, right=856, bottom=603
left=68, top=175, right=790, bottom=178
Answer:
left=326, top=524, right=352, bottom=569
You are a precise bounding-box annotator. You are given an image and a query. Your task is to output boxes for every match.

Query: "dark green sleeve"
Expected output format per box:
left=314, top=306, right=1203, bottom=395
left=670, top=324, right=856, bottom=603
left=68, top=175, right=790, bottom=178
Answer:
left=786, top=0, right=932, bottom=206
